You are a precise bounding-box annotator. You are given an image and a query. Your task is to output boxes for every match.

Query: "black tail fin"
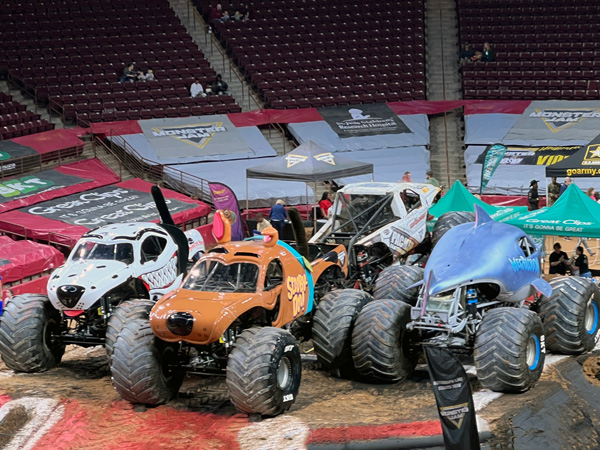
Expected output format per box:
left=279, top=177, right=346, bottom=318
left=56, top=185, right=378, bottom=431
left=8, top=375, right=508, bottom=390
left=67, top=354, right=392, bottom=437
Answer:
left=288, top=207, right=309, bottom=259
left=151, top=185, right=175, bottom=226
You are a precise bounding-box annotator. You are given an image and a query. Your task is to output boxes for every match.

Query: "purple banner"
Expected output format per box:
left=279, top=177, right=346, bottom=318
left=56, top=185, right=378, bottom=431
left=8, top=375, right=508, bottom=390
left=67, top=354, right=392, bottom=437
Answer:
left=209, top=182, right=244, bottom=241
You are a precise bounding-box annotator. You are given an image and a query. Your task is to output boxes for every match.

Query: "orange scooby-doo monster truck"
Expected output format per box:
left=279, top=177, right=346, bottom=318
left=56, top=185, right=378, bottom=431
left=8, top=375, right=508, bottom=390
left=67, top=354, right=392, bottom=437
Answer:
left=109, top=211, right=348, bottom=416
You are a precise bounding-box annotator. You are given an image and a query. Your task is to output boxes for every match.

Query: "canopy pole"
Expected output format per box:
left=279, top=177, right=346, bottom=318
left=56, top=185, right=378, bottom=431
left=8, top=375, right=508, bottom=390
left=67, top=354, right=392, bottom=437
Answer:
left=313, top=182, right=317, bottom=229
left=245, top=177, right=249, bottom=219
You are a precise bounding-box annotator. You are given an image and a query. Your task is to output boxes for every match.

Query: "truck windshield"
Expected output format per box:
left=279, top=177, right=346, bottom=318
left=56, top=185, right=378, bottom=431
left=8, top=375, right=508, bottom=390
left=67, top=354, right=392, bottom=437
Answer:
left=183, top=260, right=259, bottom=293
left=334, top=193, right=395, bottom=233
left=72, top=240, right=134, bottom=264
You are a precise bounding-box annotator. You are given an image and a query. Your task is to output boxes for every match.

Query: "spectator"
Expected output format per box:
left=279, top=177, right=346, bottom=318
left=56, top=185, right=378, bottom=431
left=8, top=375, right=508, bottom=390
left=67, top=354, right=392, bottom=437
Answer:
left=595, top=192, right=600, bottom=203
left=481, top=42, right=495, bottom=61
left=119, top=63, right=137, bottom=83
left=577, top=237, right=596, bottom=256
left=460, top=43, right=475, bottom=64
left=528, top=180, right=539, bottom=211
left=190, top=79, right=206, bottom=98
left=221, top=10, right=230, bottom=22
left=587, top=187, right=596, bottom=200
left=142, top=69, right=155, bottom=81
left=549, top=243, right=569, bottom=275
left=572, top=246, right=592, bottom=278
left=426, top=170, right=440, bottom=187
left=559, top=177, right=572, bottom=196
left=401, top=171, right=412, bottom=182
left=319, top=192, right=333, bottom=217
left=209, top=3, right=223, bottom=23
left=255, top=213, right=271, bottom=233
left=270, top=199, right=287, bottom=236
left=232, top=9, right=244, bottom=21
left=208, top=74, right=229, bottom=96
left=547, top=176, right=561, bottom=206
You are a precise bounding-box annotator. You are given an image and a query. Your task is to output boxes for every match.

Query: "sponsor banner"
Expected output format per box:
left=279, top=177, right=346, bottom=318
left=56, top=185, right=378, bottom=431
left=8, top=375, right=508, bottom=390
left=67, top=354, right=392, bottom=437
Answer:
left=504, top=101, right=600, bottom=143
left=0, top=171, right=90, bottom=203
left=480, top=144, right=507, bottom=193
left=209, top=182, right=243, bottom=241
left=0, top=141, right=39, bottom=176
left=425, top=346, right=480, bottom=450
left=546, top=132, right=600, bottom=178
left=318, top=103, right=410, bottom=138
left=475, top=145, right=579, bottom=166
left=22, top=185, right=197, bottom=228
left=138, top=116, right=250, bottom=162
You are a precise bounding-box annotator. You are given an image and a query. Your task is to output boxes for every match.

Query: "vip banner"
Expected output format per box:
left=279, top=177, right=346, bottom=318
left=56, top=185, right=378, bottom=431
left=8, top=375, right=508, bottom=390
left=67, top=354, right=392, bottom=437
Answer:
left=480, top=144, right=507, bottom=193
left=425, top=346, right=480, bottom=450
left=317, top=103, right=410, bottom=138
left=138, top=115, right=251, bottom=162
left=209, top=182, right=244, bottom=241
left=474, top=145, right=580, bottom=166
left=504, top=101, right=600, bottom=144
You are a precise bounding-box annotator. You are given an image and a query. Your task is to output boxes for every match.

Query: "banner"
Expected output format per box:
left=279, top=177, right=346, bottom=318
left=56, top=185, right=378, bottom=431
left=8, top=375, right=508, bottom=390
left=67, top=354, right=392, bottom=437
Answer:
left=138, top=115, right=250, bottom=162
left=317, top=103, right=410, bottom=138
left=0, top=171, right=90, bottom=203
left=475, top=145, right=579, bottom=166
left=546, top=132, right=600, bottom=178
left=0, top=141, right=39, bottom=176
left=209, top=182, right=243, bottom=241
left=480, top=144, right=507, bottom=193
left=425, top=346, right=480, bottom=450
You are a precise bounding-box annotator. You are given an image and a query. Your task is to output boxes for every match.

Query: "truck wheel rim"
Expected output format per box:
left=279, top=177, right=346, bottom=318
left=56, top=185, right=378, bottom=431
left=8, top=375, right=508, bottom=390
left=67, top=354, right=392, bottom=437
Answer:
left=585, top=298, right=598, bottom=334
left=277, top=356, right=291, bottom=389
left=526, top=334, right=540, bottom=370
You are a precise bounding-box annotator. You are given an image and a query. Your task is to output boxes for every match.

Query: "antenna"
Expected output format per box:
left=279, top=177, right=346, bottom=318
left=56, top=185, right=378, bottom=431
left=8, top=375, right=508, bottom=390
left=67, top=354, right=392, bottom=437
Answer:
left=151, top=185, right=175, bottom=226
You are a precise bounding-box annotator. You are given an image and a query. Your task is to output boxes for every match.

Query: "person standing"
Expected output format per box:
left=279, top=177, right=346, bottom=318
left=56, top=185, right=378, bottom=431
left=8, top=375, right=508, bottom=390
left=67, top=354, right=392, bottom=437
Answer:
left=547, top=177, right=561, bottom=206
left=572, top=246, right=592, bottom=278
left=425, top=170, right=440, bottom=187
left=549, top=242, right=569, bottom=275
left=269, top=199, right=287, bottom=236
left=559, top=177, right=572, bottom=196
left=528, top=180, right=539, bottom=211
left=319, top=192, right=333, bottom=217
left=401, top=171, right=412, bottom=182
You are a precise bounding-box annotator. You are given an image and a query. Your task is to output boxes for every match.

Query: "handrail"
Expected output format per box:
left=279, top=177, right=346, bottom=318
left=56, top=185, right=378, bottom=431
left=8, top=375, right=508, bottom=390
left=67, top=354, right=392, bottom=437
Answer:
left=0, top=145, right=84, bottom=180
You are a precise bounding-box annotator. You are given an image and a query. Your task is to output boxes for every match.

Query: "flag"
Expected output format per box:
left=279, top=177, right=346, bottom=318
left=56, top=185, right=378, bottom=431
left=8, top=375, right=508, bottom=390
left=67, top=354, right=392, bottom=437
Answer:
left=480, top=144, right=507, bottom=194
left=424, top=345, right=480, bottom=450
left=208, top=182, right=244, bottom=241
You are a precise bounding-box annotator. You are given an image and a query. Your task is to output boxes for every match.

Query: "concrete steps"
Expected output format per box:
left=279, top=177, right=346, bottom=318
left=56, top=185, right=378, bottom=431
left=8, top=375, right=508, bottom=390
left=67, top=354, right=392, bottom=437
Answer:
left=0, top=81, right=64, bottom=130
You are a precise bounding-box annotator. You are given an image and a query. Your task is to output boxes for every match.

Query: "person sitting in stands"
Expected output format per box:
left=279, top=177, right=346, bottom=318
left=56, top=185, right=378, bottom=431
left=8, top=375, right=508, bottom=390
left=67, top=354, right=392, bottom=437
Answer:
left=319, top=192, right=333, bottom=217
left=120, top=63, right=137, bottom=82
left=142, top=69, right=155, bottom=81
left=572, top=246, right=592, bottom=278
left=232, top=9, right=244, bottom=20
left=460, top=43, right=475, bottom=64
left=481, top=42, right=495, bottom=62
left=549, top=242, right=569, bottom=275
left=255, top=213, right=271, bottom=232
left=221, top=10, right=230, bottom=22
left=190, top=79, right=206, bottom=98
left=208, top=74, right=229, bottom=96
left=269, top=199, right=287, bottom=236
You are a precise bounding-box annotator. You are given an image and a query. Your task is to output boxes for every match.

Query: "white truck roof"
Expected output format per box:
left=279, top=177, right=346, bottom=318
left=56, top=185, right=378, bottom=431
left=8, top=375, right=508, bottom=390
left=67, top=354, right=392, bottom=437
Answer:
left=340, top=182, right=436, bottom=196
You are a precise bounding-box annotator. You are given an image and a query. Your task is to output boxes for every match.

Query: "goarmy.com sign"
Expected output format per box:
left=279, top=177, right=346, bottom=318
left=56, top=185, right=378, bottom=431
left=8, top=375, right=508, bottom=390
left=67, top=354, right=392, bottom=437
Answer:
left=151, top=123, right=227, bottom=149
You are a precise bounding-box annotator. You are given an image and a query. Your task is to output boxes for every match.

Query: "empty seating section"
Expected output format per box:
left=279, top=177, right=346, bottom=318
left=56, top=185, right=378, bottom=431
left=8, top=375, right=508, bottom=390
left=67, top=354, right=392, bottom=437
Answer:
left=458, top=0, right=600, bottom=100
left=0, top=93, right=53, bottom=140
left=0, top=0, right=241, bottom=126
left=195, top=0, right=426, bottom=108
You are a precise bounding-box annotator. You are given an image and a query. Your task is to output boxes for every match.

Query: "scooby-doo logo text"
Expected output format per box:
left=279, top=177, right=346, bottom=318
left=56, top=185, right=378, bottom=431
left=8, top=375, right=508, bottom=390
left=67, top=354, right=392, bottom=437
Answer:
left=287, top=273, right=308, bottom=317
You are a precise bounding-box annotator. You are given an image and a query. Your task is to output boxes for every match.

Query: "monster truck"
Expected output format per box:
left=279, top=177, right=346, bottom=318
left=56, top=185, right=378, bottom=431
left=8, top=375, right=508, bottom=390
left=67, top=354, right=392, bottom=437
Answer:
left=0, top=187, right=205, bottom=373
left=350, top=205, right=600, bottom=393
left=109, top=221, right=348, bottom=416
left=310, top=182, right=440, bottom=290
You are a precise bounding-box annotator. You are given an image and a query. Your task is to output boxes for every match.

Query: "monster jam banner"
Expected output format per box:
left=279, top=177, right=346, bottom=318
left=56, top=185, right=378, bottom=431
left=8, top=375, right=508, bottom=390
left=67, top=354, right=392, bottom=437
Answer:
left=480, top=144, right=507, bottom=193
left=138, top=115, right=252, bottom=164
left=425, top=346, right=480, bottom=450
left=474, top=145, right=580, bottom=166
left=317, top=103, right=411, bottom=138
left=209, top=182, right=243, bottom=241
left=503, top=101, right=600, bottom=145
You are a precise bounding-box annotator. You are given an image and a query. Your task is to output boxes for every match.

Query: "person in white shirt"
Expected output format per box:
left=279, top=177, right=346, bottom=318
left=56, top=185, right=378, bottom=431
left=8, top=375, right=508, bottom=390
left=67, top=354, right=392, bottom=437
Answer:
left=255, top=213, right=271, bottom=233
left=190, top=79, right=206, bottom=98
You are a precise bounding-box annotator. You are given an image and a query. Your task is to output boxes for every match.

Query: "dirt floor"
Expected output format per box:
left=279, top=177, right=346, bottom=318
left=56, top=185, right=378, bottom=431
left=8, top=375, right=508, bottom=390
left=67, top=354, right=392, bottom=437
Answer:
left=2, top=345, right=600, bottom=449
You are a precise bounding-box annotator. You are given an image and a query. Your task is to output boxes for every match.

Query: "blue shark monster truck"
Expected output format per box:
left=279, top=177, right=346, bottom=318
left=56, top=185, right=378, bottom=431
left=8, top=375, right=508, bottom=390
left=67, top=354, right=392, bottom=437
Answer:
left=350, top=205, right=600, bottom=393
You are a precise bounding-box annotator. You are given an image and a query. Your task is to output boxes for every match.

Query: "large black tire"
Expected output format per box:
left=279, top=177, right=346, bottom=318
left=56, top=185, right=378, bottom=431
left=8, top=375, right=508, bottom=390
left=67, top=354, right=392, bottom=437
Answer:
left=373, top=265, right=424, bottom=306
left=431, top=211, right=475, bottom=247
left=474, top=307, right=544, bottom=393
left=538, top=276, right=600, bottom=354
left=110, top=299, right=183, bottom=405
left=351, top=299, right=418, bottom=382
left=105, top=299, right=151, bottom=359
left=312, top=289, right=373, bottom=376
left=227, top=327, right=301, bottom=416
left=0, top=294, right=65, bottom=373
